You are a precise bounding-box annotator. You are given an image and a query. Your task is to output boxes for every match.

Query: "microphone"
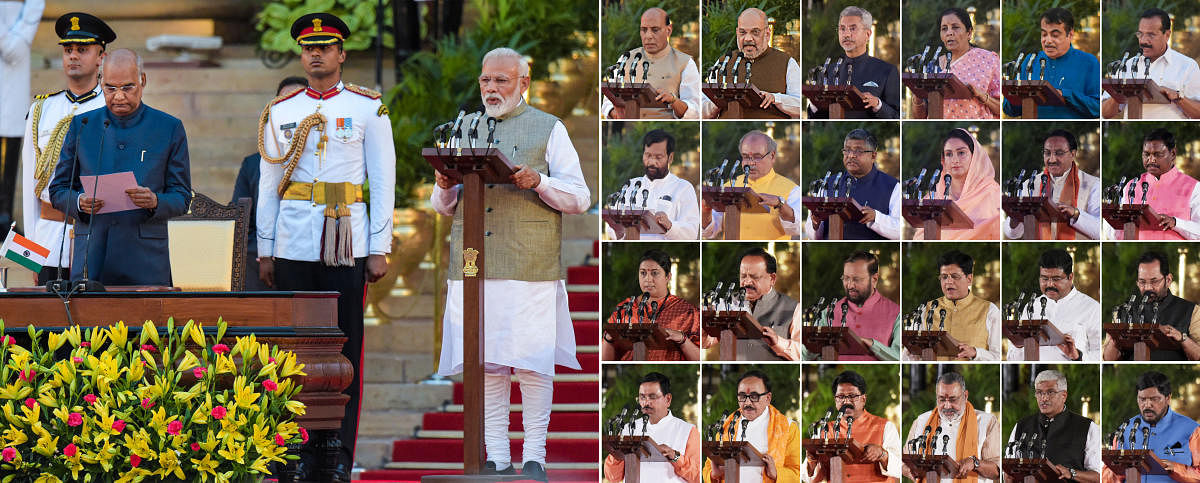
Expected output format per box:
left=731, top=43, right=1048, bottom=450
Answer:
left=821, top=57, right=832, bottom=84
left=629, top=52, right=643, bottom=81
left=716, top=159, right=730, bottom=186
left=448, top=109, right=468, bottom=149
left=1025, top=54, right=1038, bottom=80
left=913, top=168, right=928, bottom=196
left=740, top=418, right=751, bottom=442
left=1118, top=52, right=1130, bottom=78
left=1144, top=56, right=1151, bottom=79
left=745, top=60, right=753, bottom=83
left=918, top=45, right=931, bottom=72
left=831, top=57, right=845, bottom=85
left=616, top=51, right=631, bottom=81
left=485, top=117, right=498, bottom=150
left=641, top=189, right=649, bottom=209
left=938, top=308, right=947, bottom=330
left=925, top=168, right=942, bottom=199
left=840, top=301, right=849, bottom=327
left=718, top=54, right=732, bottom=84
left=1141, top=181, right=1150, bottom=204
left=943, top=174, right=952, bottom=199
left=48, top=116, right=89, bottom=296
left=1142, top=426, right=1151, bottom=450
left=1014, top=53, right=1027, bottom=79
left=1039, top=58, right=1047, bottom=81
left=1039, top=295, right=1048, bottom=319
left=75, top=118, right=111, bottom=294
left=942, top=434, right=950, bottom=455
left=730, top=52, right=744, bottom=84
left=467, top=112, right=482, bottom=149
left=930, top=46, right=943, bottom=72
left=642, top=61, right=650, bottom=83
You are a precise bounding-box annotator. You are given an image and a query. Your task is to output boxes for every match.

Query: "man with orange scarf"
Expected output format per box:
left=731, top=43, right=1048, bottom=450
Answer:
left=1105, top=129, right=1200, bottom=240
left=802, top=370, right=901, bottom=482
left=913, top=128, right=1002, bottom=240
left=903, top=371, right=1001, bottom=482
left=1003, top=129, right=1101, bottom=240
left=704, top=370, right=802, bottom=482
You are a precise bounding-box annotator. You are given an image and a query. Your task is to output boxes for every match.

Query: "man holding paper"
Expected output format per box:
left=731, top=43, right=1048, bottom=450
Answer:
left=48, top=48, right=191, bottom=286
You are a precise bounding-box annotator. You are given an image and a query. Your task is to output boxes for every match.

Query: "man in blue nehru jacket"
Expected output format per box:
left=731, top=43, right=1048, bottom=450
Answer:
left=1002, top=8, right=1100, bottom=119
left=1103, top=371, right=1200, bottom=483
left=48, top=48, right=191, bottom=285
left=804, top=128, right=901, bottom=240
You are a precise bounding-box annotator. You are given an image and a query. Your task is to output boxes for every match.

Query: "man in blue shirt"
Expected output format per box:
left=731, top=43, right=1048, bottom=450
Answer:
left=1003, top=8, right=1100, bottom=119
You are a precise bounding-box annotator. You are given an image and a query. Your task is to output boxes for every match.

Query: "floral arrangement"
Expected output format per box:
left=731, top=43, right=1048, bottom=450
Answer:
left=0, top=318, right=307, bottom=482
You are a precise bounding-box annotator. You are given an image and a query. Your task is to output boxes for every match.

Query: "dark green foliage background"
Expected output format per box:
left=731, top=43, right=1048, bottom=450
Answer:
left=702, top=364, right=802, bottom=433
left=1100, top=122, right=1200, bottom=187
left=1003, top=0, right=1101, bottom=58
left=701, top=1, right=800, bottom=65
left=703, top=121, right=782, bottom=168
left=602, top=363, right=701, bottom=441
left=1101, top=364, right=1200, bottom=434
left=799, top=0, right=901, bottom=71
left=902, top=0, right=1001, bottom=60
left=601, top=0, right=702, bottom=63
left=801, top=242, right=902, bottom=307
left=801, top=121, right=901, bottom=183
left=1001, top=242, right=1100, bottom=308
left=601, top=242, right=701, bottom=312
left=1102, top=0, right=1200, bottom=65
left=1100, top=242, right=1200, bottom=318
left=602, top=121, right=701, bottom=200
left=900, top=242, right=1001, bottom=314
left=1001, top=364, right=1101, bottom=443
left=801, top=364, right=902, bottom=430
left=1001, top=121, right=1101, bottom=179
left=701, top=242, right=801, bottom=302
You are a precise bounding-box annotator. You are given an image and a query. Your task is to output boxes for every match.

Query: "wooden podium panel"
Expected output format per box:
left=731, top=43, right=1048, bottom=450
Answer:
left=1003, top=319, right=1067, bottom=361
left=1102, top=79, right=1170, bottom=119
left=703, top=83, right=789, bottom=119
left=902, top=73, right=974, bottom=119
left=1002, top=80, right=1066, bottom=119
left=801, top=84, right=868, bottom=119
left=902, top=199, right=975, bottom=240
left=902, top=329, right=963, bottom=360
left=802, top=196, right=864, bottom=240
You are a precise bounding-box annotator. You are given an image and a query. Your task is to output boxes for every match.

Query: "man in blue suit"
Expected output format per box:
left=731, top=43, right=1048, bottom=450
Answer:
left=48, top=48, right=191, bottom=286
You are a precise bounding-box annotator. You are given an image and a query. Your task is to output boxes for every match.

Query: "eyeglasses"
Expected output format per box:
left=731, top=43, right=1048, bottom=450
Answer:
left=637, top=393, right=663, bottom=402
left=644, top=153, right=669, bottom=163
left=1134, top=31, right=1162, bottom=40
left=102, top=84, right=137, bottom=94
left=837, top=24, right=864, bottom=34
left=1136, top=277, right=1165, bottom=288
left=1142, top=150, right=1171, bottom=160
left=1039, top=276, right=1067, bottom=284
left=1137, top=395, right=1165, bottom=404
left=841, top=276, right=867, bottom=284
left=937, top=395, right=963, bottom=405
left=842, top=149, right=875, bottom=157
left=1034, top=390, right=1062, bottom=399
left=741, top=152, right=772, bottom=163
left=1042, top=150, right=1072, bottom=158
left=938, top=273, right=967, bottom=282
left=736, top=392, right=768, bottom=402
left=834, top=393, right=863, bottom=402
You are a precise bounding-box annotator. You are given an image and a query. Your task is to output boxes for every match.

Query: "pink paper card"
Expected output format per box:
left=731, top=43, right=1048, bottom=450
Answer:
left=80, top=171, right=140, bottom=214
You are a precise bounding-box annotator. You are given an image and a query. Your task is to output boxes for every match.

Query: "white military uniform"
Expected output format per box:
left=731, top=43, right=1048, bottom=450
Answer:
left=0, top=0, right=43, bottom=138
left=257, top=81, right=395, bottom=261
left=20, top=86, right=105, bottom=268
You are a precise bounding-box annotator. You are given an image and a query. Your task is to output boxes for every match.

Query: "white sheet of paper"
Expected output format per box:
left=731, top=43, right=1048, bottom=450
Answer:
left=80, top=171, right=140, bottom=214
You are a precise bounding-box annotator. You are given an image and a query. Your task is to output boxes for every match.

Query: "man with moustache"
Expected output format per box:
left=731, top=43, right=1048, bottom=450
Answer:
left=903, top=250, right=1002, bottom=361
left=602, top=249, right=701, bottom=361
left=1102, top=371, right=1200, bottom=483
left=765, top=251, right=902, bottom=361
left=605, top=129, right=700, bottom=240
left=255, top=13, right=394, bottom=479
left=704, top=371, right=802, bottom=482
left=1102, top=8, right=1200, bottom=119
left=21, top=12, right=114, bottom=284
left=1003, top=129, right=1102, bottom=240
left=903, top=372, right=1002, bottom=482
left=432, top=47, right=591, bottom=481
left=803, top=128, right=903, bottom=240
left=1002, top=8, right=1100, bottom=119
left=807, top=6, right=901, bottom=119
left=702, top=131, right=802, bottom=240
left=804, top=370, right=901, bottom=482
left=1006, top=249, right=1102, bottom=361
left=603, top=8, right=703, bottom=119
left=704, top=8, right=803, bottom=119
left=604, top=372, right=701, bottom=483
left=1106, top=129, right=1200, bottom=240
left=1007, top=370, right=1101, bottom=483
left=703, top=248, right=798, bottom=361
left=1103, top=251, right=1200, bottom=361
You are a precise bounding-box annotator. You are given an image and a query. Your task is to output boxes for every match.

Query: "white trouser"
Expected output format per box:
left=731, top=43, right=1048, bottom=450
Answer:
left=484, top=363, right=553, bottom=468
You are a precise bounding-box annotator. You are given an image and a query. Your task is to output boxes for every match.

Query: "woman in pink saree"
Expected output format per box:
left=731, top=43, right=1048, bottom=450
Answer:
left=913, top=128, right=1002, bottom=239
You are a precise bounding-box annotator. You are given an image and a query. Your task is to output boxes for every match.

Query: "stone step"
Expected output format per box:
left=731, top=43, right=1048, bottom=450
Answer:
left=360, top=383, right=453, bottom=412
left=356, top=409, right=425, bottom=439
left=415, top=430, right=597, bottom=440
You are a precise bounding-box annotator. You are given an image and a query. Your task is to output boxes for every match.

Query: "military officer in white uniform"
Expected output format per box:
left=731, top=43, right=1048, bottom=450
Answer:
left=255, top=12, right=395, bottom=481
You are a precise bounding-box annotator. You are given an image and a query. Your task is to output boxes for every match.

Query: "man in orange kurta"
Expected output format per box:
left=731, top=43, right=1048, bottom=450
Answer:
left=703, top=370, right=802, bottom=482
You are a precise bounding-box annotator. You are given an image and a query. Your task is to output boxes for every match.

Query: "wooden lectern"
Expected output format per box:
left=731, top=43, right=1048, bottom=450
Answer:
left=1002, top=195, right=1068, bottom=240
left=703, top=440, right=766, bottom=483
left=1002, top=80, right=1067, bottom=119
left=902, top=199, right=974, bottom=240
left=1102, top=202, right=1159, bottom=240
left=1102, top=449, right=1168, bottom=482
left=902, top=453, right=962, bottom=482
left=421, top=147, right=524, bottom=481
left=804, top=438, right=866, bottom=483
left=902, top=329, right=963, bottom=361
left=801, top=196, right=864, bottom=240
left=1002, top=457, right=1061, bottom=482
left=1003, top=319, right=1067, bottom=361
left=1103, top=323, right=1180, bottom=361
left=802, top=325, right=873, bottom=361
left=601, top=82, right=661, bottom=119
left=603, top=435, right=669, bottom=483
left=702, top=310, right=764, bottom=361
left=702, top=83, right=788, bottom=119
left=602, top=208, right=666, bottom=240
left=801, top=84, right=868, bottom=119
left=1102, top=78, right=1171, bottom=119
left=603, top=322, right=669, bottom=361
left=902, top=73, right=974, bottom=119
left=702, top=186, right=769, bottom=240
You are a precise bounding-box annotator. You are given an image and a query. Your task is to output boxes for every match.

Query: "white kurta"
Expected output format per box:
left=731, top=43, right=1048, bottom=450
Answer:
left=803, top=182, right=903, bottom=240
left=907, top=410, right=998, bottom=483
left=737, top=411, right=771, bottom=483
left=605, top=172, right=699, bottom=240
left=622, top=411, right=695, bottom=483
left=1102, top=48, right=1200, bottom=120
left=20, top=87, right=106, bottom=267
left=1007, top=419, right=1102, bottom=472
left=703, top=57, right=804, bottom=118
left=432, top=120, right=590, bottom=377
left=1006, top=288, right=1102, bottom=361
left=0, top=0, right=42, bottom=137
left=1003, top=167, right=1102, bottom=240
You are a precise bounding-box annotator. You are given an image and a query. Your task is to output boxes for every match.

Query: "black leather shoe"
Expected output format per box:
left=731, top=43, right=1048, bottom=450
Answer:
left=521, top=461, right=549, bottom=482
left=482, top=461, right=517, bottom=475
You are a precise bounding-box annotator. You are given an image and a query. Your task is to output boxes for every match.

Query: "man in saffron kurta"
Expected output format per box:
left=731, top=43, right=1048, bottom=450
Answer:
left=803, top=371, right=901, bottom=482
left=1106, top=129, right=1200, bottom=240
left=903, top=372, right=1002, bottom=482
left=903, top=250, right=1002, bottom=361
left=604, top=372, right=701, bottom=483
left=704, top=371, right=802, bottom=483
left=1003, top=129, right=1102, bottom=240
left=602, top=249, right=701, bottom=361
left=1102, top=371, right=1200, bottom=483
left=703, top=130, right=802, bottom=240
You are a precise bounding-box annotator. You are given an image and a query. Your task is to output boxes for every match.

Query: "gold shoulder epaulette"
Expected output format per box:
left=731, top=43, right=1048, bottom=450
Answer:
left=345, top=83, right=381, bottom=100
left=34, top=90, right=65, bottom=100
left=270, top=88, right=304, bottom=106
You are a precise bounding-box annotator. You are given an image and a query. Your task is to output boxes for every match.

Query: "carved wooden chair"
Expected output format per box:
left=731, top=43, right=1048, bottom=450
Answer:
left=168, top=193, right=251, bottom=291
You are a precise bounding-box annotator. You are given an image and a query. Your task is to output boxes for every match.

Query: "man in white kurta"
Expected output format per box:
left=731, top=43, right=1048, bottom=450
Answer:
left=605, top=128, right=699, bottom=240
left=20, top=12, right=112, bottom=284
left=1006, top=249, right=1102, bottom=361
left=601, top=8, right=703, bottom=119
left=1003, top=130, right=1102, bottom=240
left=603, top=372, right=701, bottom=483
left=432, top=48, right=589, bottom=481
left=904, top=372, right=1002, bottom=482
left=0, top=0, right=43, bottom=237
left=1101, top=9, right=1200, bottom=119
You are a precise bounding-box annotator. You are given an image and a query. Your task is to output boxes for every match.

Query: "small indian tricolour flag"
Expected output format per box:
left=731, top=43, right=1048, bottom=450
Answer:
left=2, top=229, right=49, bottom=273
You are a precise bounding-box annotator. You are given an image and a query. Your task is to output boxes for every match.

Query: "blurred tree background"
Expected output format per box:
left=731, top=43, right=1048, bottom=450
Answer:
left=1001, top=241, right=1100, bottom=308
left=702, top=364, right=802, bottom=435
left=902, top=364, right=1001, bottom=436
left=1102, top=364, right=1200, bottom=435
left=900, top=122, right=1000, bottom=182
left=799, top=0, right=902, bottom=78
left=802, top=242, right=901, bottom=309
left=801, top=364, right=902, bottom=434
left=701, top=0, right=801, bottom=68
left=1100, top=122, right=1200, bottom=188
left=702, top=241, right=802, bottom=302
left=703, top=121, right=804, bottom=197
left=601, top=0, right=701, bottom=65
left=601, top=363, right=701, bottom=438
left=601, top=242, right=701, bottom=313
left=1003, top=0, right=1101, bottom=61
left=1102, top=0, right=1200, bottom=66
left=1001, top=364, right=1100, bottom=443
left=602, top=121, right=701, bottom=204
left=1002, top=121, right=1101, bottom=182
left=901, top=242, right=1001, bottom=315
left=1101, top=242, right=1200, bottom=318
left=902, top=0, right=1001, bottom=63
